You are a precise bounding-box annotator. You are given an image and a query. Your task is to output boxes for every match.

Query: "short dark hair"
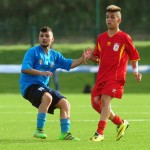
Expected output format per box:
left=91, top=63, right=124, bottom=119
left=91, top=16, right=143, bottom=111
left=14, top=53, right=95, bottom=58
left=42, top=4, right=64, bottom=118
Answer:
left=40, top=26, right=53, bottom=32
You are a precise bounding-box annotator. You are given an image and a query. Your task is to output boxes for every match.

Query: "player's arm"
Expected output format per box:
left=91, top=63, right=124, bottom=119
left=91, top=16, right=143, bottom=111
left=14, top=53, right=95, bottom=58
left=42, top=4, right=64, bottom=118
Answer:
left=22, top=69, right=53, bottom=77
left=89, top=55, right=100, bottom=64
left=70, top=57, right=84, bottom=69
left=71, top=48, right=92, bottom=68
left=86, top=45, right=100, bottom=64
left=82, top=47, right=100, bottom=64
left=131, top=60, right=142, bottom=82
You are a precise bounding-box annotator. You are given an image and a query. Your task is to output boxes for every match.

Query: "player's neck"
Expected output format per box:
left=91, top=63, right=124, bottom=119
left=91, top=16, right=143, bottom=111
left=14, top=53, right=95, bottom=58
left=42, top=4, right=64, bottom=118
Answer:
left=41, top=45, right=50, bottom=55
left=107, top=28, right=120, bottom=37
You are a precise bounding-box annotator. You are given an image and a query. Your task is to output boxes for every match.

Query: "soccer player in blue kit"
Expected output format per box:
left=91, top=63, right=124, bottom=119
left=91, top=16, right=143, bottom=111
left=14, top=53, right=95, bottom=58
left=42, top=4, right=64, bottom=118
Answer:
left=19, top=26, right=91, bottom=140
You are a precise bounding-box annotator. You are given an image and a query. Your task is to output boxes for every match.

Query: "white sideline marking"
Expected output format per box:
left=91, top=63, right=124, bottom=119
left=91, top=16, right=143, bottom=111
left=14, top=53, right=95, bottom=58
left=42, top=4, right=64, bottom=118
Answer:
left=1, top=105, right=150, bottom=108
left=42, top=119, right=150, bottom=122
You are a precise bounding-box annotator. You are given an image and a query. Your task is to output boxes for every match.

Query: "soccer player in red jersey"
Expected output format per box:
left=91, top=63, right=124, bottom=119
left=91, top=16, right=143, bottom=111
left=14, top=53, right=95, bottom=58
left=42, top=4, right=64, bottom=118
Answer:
left=89, top=5, right=142, bottom=141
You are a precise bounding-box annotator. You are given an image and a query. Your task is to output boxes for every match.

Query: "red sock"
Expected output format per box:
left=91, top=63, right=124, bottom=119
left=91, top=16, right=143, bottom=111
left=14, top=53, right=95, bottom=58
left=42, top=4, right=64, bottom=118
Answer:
left=111, top=115, right=123, bottom=125
left=96, top=120, right=106, bottom=135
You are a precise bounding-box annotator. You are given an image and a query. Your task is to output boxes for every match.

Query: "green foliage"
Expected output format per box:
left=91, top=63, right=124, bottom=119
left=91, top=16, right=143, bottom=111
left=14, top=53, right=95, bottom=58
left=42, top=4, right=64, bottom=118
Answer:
left=0, top=1, right=150, bottom=43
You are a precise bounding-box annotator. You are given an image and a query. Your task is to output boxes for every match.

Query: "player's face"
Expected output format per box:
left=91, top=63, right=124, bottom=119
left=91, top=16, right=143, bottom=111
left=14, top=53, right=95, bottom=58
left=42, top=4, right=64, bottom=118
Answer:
left=106, top=12, right=121, bottom=30
left=39, top=31, right=54, bottom=48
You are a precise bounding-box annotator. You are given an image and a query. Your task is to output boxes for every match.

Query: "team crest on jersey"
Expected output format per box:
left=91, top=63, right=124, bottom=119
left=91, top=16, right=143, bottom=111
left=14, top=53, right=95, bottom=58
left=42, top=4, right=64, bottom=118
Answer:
left=50, top=62, right=54, bottom=68
left=113, top=43, right=120, bottom=51
left=39, top=59, right=43, bottom=65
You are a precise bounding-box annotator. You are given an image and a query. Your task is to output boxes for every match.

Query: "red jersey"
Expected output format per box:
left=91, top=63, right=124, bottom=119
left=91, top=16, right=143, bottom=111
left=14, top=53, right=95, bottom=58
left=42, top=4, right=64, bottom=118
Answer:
left=93, top=31, right=140, bottom=84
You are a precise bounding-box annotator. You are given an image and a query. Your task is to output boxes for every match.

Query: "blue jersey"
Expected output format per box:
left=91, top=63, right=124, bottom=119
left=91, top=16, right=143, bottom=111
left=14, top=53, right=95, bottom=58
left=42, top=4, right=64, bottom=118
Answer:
left=19, top=45, right=73, bottom=96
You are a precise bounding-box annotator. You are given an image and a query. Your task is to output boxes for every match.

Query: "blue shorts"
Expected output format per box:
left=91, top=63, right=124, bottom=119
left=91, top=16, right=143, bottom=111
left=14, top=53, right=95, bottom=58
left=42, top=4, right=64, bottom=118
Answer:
left=23, top=84, right=65, bottom=114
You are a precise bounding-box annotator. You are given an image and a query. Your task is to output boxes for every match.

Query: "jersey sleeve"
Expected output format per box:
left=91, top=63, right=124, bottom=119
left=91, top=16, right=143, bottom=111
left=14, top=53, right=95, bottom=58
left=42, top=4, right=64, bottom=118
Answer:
left=55, top=52, right=73, bottom=71
left=93, top=36, right=101, bottom=58
left=21, top=48, right=35, bottom=70
left=125, top=35, right=140, bottom=61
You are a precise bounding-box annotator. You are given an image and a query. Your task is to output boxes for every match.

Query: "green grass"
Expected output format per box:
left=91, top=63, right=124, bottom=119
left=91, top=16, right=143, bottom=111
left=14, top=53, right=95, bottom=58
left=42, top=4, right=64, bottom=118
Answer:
left=0, top=42, right=149, bottom=149
left=0, top=93, right=150, bottom=150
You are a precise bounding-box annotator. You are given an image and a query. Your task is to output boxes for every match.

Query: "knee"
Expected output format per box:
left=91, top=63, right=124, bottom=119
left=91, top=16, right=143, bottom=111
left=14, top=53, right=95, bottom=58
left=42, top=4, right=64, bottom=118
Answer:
left=59, top=99, right=70, bottom=111
left=63, top=100, right=70, bottom=111
left=101, top=95, right=111, bottom=108
left=101, top=99, right=107, bottom=108
left=42, top=92, right=52, bottom=106
left=91, top=98, right=101, bottom=114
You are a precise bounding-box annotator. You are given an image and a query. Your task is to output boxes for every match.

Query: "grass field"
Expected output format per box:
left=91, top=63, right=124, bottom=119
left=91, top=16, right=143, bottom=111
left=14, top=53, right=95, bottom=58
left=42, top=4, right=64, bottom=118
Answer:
left=0, top=42, right=150, bottom=149
left=0, top=93, right=150, bottom=150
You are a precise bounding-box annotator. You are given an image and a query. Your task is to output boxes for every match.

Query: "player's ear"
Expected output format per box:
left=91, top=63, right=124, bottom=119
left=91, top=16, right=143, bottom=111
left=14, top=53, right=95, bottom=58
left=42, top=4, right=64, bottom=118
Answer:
left=51, top=37, right=54, bottom=43
left=118, top=18, right=122, bottom=24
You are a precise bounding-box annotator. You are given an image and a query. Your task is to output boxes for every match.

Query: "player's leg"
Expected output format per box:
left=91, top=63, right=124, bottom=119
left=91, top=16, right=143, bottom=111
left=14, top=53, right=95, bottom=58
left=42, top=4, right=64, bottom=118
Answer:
left=55, top=98, right=80, bottom=140
left=109, top=110, right=129, bottom=141
left=108, top=80, right=129, bottom=141
left=33, top=92, right=52, bottom=139
left=90, top=94, right=112, bottom=141
left=109, top=109, right=123, bottom=125
left=24, top=85, right=52, bottom=139
left=90, top=95, right=104, bottom=141
left=91, top=96, right=102, bottom=114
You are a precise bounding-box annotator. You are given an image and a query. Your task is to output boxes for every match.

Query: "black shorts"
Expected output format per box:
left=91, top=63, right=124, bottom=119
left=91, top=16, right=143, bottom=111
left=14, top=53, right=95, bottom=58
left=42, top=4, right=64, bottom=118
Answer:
left=23, top=84, right=65, bottom=114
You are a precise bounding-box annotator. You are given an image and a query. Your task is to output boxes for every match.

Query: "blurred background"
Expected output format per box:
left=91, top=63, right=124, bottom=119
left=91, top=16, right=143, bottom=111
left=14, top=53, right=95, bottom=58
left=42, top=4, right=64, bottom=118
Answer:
left=0, top=1, right=149, bottom=149
left=0, top=0, right=149, bottom=93
left=0, top=0, right=150, bottom=44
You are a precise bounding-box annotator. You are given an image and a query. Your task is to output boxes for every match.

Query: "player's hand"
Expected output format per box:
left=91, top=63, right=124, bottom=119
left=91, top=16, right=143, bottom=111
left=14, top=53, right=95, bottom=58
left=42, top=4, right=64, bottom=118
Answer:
left=82, top=47, right=93, bottom=63
left=41, top=71, right=53, bottom=77
left=134, top=72, right=142, bottom=82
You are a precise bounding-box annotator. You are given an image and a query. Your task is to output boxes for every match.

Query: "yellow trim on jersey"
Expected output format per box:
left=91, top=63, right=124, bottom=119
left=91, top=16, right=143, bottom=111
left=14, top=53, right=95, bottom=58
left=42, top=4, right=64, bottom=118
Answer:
left=119, top=44, right=125, bottom=60
left=98, top=42, right=101, bottom=52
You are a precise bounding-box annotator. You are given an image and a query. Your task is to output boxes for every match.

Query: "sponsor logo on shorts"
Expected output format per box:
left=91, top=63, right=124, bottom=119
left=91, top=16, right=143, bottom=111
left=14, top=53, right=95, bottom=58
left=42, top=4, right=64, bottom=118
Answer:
left=38, top=87, right=44, bottom=91
left=112, top=88, right=116, bottom=93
